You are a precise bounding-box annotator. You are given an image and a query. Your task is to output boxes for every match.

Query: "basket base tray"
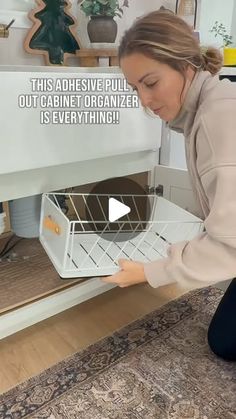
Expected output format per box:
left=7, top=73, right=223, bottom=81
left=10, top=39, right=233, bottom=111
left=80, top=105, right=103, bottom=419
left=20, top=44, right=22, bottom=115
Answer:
left=59, top=231, right=169, bottom=278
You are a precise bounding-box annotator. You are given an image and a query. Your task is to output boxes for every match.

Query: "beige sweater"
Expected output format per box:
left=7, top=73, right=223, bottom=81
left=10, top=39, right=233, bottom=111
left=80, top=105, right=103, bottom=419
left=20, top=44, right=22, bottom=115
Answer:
left=144, top=70, right=236, bottom=290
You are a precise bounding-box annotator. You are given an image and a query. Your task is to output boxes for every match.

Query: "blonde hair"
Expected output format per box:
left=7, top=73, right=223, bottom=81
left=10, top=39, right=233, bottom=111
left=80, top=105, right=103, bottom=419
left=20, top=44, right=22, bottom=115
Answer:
left=119, top=10, right=223, bottom=76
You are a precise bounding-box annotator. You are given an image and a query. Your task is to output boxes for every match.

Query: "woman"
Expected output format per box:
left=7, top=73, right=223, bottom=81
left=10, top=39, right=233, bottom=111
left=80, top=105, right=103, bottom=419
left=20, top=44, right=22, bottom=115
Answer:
left=102, top=10, right=236, bottom=361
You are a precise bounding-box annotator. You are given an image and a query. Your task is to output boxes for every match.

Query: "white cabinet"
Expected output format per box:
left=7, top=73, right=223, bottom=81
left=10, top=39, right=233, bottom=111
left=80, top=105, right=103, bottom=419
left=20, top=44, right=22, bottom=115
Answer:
left=0, top=65, right=195, bottom=211
left=0, top=65, right=197, bottom=339
left=0, top=65, right=161, bottom=201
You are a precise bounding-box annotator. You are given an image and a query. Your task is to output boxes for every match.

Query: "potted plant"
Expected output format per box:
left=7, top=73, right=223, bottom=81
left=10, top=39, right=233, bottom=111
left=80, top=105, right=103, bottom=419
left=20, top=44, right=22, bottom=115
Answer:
left=78, top=0, right=129, bottom=43
left=210, top=21, right=236, bottom=66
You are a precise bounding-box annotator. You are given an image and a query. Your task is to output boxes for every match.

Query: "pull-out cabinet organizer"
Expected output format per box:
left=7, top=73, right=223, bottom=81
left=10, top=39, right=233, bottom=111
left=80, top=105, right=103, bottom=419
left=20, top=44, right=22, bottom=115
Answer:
left=40, top=192, right=203, bottom=279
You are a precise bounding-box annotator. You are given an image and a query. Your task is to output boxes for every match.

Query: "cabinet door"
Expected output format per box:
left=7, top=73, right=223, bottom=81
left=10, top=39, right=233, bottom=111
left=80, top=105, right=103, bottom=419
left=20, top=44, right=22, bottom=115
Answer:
left=154, top=165, right=198, bottom=216
left=158, top=123, right=198, bottom=215
left=2, top=202, right=11, bottom=233
left=160, top=122, right=187, bottom=169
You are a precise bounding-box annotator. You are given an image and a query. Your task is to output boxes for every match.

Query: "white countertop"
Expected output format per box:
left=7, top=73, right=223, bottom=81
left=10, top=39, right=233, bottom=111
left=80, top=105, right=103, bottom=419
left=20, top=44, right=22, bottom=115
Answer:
left=220, top=67, right=236, bottom=76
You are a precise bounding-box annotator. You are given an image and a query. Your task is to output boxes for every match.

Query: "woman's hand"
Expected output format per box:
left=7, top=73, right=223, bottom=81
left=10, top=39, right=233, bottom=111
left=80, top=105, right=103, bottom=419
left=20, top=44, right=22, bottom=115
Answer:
left=101, top=259, right=147, bottom=288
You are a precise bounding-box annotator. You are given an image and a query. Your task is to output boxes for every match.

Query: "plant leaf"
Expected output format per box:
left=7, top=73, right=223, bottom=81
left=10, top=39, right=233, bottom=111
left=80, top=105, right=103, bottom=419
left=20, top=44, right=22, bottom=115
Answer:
left=97, top=0, right=109, bottom=4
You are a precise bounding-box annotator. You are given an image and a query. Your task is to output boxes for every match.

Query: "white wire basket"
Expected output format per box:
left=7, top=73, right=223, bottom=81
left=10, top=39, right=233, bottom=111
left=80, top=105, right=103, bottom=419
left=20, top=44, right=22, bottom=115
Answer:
left=39, top=192, right=203, bottom=279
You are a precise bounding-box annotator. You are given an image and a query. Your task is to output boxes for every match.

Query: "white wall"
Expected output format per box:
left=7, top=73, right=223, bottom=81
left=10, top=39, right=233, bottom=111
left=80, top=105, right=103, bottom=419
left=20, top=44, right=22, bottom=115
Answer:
left=0, top=0, right=35, bottom=11
left=0, top=0, right=168, bottom=66
left=231, top=1, right=236, bottom=45
left=199, top=0, right=235, bottom=46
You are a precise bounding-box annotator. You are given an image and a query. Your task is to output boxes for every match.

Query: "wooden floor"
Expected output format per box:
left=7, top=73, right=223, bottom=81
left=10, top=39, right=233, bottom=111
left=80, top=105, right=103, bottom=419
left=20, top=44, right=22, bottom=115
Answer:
left=0, top=281, right=183, bottom=394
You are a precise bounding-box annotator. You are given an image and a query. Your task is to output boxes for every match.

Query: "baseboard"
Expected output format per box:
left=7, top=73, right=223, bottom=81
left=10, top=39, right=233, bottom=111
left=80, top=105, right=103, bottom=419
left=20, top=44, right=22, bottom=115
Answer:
left=1, top=275, right=229, bottom=340
left=0, top=278, right=115, bottom=340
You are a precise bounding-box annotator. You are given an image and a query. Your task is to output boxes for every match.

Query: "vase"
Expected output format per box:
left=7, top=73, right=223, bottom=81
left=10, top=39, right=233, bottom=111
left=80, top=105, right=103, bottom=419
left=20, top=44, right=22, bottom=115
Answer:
left=87, top=16, right=118, bottom=43
left=223, top=48, right=236, bottom=66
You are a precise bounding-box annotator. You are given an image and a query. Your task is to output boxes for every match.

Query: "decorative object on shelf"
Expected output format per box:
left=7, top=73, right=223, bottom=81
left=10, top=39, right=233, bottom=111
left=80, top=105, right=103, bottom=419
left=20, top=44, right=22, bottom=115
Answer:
left=79, top=0, right=129, bottom=44
left=0, top=206, right=6, bottom=235
left=9, top=195, right=42, bottom=239
left=0, top=19, right=15, bottom=38
left=77, top=48, right=118, bottom=66
left=175, top=0, right=198, bottom=29
left=210, top=21, right=236, bottom=66
left=159, top=6, right=173, bottom=14
left=210, top=21, right=233, bottom=47
left=24, top=0, right=81, bottom=65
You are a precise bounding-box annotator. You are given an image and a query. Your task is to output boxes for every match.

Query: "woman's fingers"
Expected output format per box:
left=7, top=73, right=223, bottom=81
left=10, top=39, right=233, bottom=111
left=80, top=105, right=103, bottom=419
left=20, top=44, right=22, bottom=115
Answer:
left=101, top=259, right=147, bottom=287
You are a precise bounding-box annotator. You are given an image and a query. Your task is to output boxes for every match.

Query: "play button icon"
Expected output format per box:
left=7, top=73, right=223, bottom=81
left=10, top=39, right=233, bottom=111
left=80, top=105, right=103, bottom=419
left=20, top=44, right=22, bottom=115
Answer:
left=108, top=198, right=131, bottom=222
left=85, top=176, right=151, bottom=242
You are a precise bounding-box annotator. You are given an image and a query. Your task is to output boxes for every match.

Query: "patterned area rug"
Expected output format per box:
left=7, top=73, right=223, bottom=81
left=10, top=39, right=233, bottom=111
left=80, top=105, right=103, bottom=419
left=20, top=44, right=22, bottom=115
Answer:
left=0, top=287, right=236, bottom=419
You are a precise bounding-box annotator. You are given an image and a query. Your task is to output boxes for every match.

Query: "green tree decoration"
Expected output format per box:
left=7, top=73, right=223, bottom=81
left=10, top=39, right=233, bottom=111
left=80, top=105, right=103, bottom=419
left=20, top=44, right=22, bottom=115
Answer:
left=24, top=0, right=81, bottom=65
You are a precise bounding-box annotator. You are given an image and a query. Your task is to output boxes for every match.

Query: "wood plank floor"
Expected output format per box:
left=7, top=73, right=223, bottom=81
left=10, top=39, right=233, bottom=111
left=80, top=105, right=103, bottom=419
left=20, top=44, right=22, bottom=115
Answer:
left=0, top=282, right=184, bottom=394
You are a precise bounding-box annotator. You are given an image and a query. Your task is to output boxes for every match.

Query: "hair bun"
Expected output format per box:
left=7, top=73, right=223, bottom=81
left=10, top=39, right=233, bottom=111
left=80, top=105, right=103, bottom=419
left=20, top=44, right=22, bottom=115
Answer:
left=201, top=46, right=223, bottom=75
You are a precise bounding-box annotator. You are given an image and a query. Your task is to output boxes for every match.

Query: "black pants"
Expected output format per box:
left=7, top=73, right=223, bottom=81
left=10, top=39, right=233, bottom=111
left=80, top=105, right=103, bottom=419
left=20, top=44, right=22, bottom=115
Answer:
left=208, top=278, right=236, bottom=361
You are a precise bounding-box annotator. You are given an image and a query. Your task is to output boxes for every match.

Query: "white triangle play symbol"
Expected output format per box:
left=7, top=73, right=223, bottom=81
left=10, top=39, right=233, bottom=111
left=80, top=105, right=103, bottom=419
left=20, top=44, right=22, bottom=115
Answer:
left=108, top=198, right=131, bottom=222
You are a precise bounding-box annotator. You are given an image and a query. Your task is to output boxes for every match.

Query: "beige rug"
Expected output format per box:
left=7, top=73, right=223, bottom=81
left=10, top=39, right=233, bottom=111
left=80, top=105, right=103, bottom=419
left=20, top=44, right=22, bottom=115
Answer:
left=0, top=287, right=236, bottom=418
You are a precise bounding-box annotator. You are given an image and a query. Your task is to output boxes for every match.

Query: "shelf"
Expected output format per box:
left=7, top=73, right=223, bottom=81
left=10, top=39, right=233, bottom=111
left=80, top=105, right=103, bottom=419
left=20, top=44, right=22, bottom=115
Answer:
left=0, top=237, right=83, bottom=314
left=220, top=67, right=236, bottom=76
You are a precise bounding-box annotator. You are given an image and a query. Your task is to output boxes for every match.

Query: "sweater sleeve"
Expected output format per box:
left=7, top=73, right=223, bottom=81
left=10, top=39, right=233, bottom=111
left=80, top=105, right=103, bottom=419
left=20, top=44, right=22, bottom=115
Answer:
left=144, top=166, right=236, bottom=290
